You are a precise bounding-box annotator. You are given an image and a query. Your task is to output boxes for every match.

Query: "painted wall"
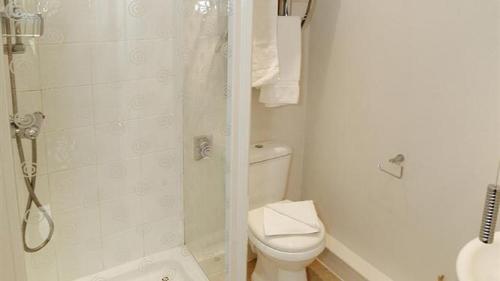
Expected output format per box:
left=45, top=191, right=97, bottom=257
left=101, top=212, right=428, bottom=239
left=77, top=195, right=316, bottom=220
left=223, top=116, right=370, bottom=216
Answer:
left=2, top=1, right=184, bottom=280
left=302, top=0, right=500, bottom=280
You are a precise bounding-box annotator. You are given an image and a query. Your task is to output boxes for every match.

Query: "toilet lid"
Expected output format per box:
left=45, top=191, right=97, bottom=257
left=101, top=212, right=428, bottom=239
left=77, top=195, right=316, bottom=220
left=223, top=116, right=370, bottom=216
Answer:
left=248, top=204, right=325, bottom=253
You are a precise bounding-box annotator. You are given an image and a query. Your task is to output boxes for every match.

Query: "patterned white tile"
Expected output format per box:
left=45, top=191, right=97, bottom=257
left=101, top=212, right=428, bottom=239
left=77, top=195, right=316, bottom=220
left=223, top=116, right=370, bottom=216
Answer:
left=12, top=134, right=49, bottom=178
left=92, top=79, right=177, bottom=124
left=15, top=90, right=42, bottom=113
left=141, top=115, right=182, bottom=152
left=140, top=187, right=182, bottom=223
left=143, top=218, right=183, bottom=256
left=93, top=0, right=126, bottom=42
left=102, top=228, right=144, bottom=268
left=9, top=46, right=41, bottom=91
left=12, top=159, right=49, bottom=240
left=39, top=44, right=92, bottom=89
left=125, top=0, right=176, bottom=40
left=25, top=244, right=59, bottom=281
left=45, top=127, right=96, bottom=172
left=52, top=206, right=100, bottom=248
left=13, top=1, right=192, bottom=280
left=91, top=39, right=175, bottom=84
left=42, top=86, right=93, bottom=132
left=56, top=238, right=103, bottom=281
left=99, top=193, right=142, bottom=236
left=97, top=158, right=141, bottom=201
left=95, top=119, right=144, bottom=162
left=48, top=166, right=99, bottom=213
left=39, top=0, right=94, bottom=44
left=141, top=150, right=182, bottom=194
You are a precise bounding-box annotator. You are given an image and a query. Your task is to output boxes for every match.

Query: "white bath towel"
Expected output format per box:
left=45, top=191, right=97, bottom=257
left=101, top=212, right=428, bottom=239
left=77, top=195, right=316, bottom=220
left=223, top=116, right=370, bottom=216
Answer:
left=252, top=0, right=279, bottom=88
left=260, top=16, right=302, bottom=107
left=263, top=200, right=320, bottom=236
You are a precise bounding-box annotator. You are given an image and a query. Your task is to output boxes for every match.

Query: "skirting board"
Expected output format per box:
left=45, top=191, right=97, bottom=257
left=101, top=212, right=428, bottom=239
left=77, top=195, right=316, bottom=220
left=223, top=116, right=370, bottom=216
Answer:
left=318, top=234, right=394, bottom=281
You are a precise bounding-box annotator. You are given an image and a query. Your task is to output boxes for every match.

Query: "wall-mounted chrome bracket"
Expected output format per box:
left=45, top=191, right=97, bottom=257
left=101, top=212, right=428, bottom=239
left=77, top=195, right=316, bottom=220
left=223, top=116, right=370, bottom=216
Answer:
left=378, top=154, right=405, bottom=179
left=1, top=8, right=44, bottom=38
left=1, top=4, right=44, bottom=55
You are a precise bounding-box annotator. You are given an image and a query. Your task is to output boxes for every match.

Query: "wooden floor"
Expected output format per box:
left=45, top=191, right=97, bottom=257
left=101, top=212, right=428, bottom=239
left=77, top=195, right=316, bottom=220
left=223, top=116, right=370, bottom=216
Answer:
left=247, top=260, right=341, bottom=281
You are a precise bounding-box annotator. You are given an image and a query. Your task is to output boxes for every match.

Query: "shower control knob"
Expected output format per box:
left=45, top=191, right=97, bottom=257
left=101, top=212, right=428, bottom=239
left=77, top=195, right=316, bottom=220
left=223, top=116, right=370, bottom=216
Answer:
left=13, top=113, right=36, bottom=127
left=194, top=135, right=213, bottom=160
left=200, top=141, right=212, bottom=159
left=11, top=112, right=45, bottom=139
left=24, top=127, right=40, bottom=139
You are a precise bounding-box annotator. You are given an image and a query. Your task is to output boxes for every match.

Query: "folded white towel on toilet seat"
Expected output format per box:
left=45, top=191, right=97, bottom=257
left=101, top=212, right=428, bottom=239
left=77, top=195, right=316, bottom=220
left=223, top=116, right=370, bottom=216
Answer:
left=263, top=200, right=320, bottom=236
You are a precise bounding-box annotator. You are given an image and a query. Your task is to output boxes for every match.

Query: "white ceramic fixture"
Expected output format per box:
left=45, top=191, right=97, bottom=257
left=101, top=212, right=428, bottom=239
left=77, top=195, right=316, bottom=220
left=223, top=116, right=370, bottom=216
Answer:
left=248, top=142, right=326, bottom=281
left=457, top=232, right=500, bottom=281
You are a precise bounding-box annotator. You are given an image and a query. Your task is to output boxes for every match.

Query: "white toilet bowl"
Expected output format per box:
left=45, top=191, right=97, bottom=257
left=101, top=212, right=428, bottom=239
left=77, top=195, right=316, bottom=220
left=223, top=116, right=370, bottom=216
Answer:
left=248, top=205, right=326, bottom=281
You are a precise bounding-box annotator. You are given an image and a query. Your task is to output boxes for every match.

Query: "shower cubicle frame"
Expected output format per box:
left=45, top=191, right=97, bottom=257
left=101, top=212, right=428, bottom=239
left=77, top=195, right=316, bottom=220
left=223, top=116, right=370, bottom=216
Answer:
left=0, top=0, right=253, bottom=280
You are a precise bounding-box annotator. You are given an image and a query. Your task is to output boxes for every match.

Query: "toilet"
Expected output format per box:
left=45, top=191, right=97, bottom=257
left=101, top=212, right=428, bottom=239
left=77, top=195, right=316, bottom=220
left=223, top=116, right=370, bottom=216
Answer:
left=248, top=142, right=326, bottom=281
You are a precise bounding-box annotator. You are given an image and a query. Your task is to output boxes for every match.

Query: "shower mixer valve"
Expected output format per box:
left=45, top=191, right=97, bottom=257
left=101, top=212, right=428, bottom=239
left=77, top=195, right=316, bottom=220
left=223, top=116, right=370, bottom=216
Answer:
left=194, top=135, right=213, bottom=160
left=10, top=112, right=45, bottom=139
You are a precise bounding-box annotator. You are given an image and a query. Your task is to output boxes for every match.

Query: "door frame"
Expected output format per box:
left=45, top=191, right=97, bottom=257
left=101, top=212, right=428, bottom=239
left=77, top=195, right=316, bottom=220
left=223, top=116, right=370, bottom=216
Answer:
left=226, top=0, right=252, bottom=280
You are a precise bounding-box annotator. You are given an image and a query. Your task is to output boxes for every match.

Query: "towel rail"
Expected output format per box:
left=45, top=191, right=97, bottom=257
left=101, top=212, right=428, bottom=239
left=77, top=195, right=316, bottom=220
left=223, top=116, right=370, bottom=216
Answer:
left=278, top=0, right=313, bottom=28
left=278, top=0, right=292, bottom=16
left=378, top=154, right=405, bottom=179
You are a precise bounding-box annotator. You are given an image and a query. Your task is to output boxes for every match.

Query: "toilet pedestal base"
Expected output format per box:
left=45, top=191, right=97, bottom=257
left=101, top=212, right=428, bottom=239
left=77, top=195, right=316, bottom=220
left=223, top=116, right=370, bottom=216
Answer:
left=251, top=249, right=312, bottom=281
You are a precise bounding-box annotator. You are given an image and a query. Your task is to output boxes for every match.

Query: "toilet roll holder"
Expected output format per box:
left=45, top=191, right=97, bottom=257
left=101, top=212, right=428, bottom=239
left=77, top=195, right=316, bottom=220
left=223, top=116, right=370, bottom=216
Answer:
left=378, top=154, right=405, bottom=179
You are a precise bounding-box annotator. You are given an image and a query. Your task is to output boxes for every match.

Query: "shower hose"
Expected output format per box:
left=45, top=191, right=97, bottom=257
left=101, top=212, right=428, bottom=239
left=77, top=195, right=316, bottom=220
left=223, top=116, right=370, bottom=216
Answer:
left=4, top=13, right=55, bottom=253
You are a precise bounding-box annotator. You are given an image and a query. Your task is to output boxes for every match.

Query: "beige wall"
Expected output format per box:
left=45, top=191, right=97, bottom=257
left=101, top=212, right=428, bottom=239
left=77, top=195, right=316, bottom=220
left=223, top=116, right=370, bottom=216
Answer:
left=302, top=0, right=500, bottom=280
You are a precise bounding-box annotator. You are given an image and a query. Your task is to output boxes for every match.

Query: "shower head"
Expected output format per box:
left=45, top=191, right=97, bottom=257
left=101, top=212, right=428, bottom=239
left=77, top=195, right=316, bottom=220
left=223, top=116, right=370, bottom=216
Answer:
left=479, top=184, right=500, bottom=244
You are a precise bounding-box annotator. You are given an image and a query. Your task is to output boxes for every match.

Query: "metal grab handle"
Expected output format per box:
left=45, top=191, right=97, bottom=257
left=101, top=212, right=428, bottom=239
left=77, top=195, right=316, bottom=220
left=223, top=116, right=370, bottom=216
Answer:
left=378, top=154, right=405, bottom=179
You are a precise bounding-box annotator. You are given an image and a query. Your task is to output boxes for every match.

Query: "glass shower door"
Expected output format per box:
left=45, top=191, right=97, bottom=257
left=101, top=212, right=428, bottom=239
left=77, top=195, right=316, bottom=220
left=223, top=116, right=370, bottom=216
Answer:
left=183, top=0, right=229, bottom=280
left=0, top=0, right=229, bottom=281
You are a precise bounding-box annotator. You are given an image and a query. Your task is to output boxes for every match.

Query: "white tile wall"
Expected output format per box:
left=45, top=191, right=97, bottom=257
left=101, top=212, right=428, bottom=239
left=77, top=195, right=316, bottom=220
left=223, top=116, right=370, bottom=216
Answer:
left=42, top=86, right=93, bottom=132
left=9, top=0, right=184, bottom=280
left=39, top=44, right=92, bottom=89
left=45, top=127, right=97, bottom=172
left=102, top=228, right=143, bottom=268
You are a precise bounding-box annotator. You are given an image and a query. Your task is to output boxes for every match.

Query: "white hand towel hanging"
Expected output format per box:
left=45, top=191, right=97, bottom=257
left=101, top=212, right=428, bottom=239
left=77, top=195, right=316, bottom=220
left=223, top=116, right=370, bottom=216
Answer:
left=252, top=0, right=280, bottom=88
left=263, top=200, right=320, bottom=236
left=260, top=16, right=302, bottom=107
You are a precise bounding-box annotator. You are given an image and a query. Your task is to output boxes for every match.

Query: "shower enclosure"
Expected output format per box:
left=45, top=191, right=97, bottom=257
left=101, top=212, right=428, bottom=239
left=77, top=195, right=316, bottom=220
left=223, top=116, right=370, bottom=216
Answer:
left=0, top=0, right=250, bottom=280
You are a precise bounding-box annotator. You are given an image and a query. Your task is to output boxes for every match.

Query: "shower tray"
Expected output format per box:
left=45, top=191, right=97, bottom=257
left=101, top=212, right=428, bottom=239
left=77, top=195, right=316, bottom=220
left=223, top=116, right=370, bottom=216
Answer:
left=73, top=246, right=209, bottom=281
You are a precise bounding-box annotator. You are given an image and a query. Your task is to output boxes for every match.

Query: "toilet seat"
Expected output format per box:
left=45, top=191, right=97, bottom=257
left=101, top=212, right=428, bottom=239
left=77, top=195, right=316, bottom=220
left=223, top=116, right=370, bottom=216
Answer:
left=248, top=204, right=326, bottom=261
